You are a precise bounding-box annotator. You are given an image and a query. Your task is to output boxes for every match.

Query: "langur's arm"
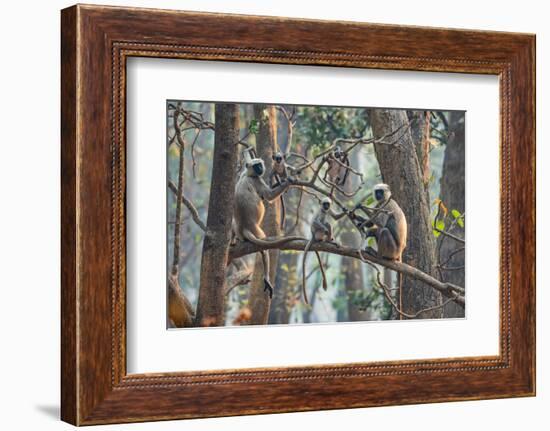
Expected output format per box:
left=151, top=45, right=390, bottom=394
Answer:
left=357, top=204, right=389, bottom=228
left=258, top=177, right=289, bottom=201
left=287, top=165, right=298, bottom=175
left=385, top=214, right=401, bottom=245
left=329, top=208, right=348, bottom=220
left=268, top=171, right=279, bottom=188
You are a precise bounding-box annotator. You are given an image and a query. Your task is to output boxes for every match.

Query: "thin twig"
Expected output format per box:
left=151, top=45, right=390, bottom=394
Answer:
left=168, top=180, right=207, bottom=231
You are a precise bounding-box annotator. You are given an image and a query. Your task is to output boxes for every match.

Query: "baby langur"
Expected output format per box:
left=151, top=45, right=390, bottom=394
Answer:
left=269, top=151, right=297, bottom=230
left=324, top=146, right=350, bottom=188
left=301, top=197, right=347, bottom=304
left=233, top=152, right=302, bottom=299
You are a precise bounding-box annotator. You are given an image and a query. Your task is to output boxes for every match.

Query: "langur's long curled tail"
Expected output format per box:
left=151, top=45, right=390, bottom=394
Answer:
left=397, top=257, right=403, bottom=320
left=241, top=229, right=305, bottom=247
left=301, top=239, right=314, bottom=304
left=279, top=195, right=286, bottom=230
left=314, top=250, right=328, bottom=291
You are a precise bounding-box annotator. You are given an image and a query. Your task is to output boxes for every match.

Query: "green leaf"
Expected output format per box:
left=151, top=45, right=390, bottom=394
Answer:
left=365, top=195, right=375, bottom=206
left=367, top=237, right=376, bottom=248
left=433, top=229, right=441, bottom=238
left=451, top=209, right=461, bottom=219
left=457, top=218, right=465, bottom=228
left=436, top=220, right=445, bottom=231
left=248, top=119, right=259, bottom=134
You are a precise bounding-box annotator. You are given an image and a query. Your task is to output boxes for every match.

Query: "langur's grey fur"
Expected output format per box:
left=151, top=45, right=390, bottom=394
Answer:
left=353, top=183, right=408, bottom=317
left=324, top=146, right=350, bottom=188
left=301, top=197, right=347, bottom=304
left=233, top=155, right=302, bottom=298
left=269, top=151, right=297, bottom=230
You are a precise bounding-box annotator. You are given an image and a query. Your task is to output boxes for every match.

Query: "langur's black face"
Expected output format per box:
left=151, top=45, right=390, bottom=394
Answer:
left=375, top=189, right=385, bottom=201
left=275, top=155, right=283, bottom=163
left=322, top=202, right=330, bottom=211
left=253, top=162, right=264, bottom=176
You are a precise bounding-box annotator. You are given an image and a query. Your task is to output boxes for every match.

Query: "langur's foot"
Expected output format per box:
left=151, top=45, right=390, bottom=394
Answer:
left=263, top=279, right=274, bottom=299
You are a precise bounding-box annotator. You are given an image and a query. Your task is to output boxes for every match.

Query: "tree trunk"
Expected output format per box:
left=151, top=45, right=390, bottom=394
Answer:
left=371, top=109, right=442, bottom=318
left=269, top=110, right=295, bottom=325
left=408, top=110, right=431, bottom=190
left=195, top=104, right=239, bottom=326
left=438, top=111, right=466, bottom=318
left=269, top=250, right=295, bottom=324
left=247, top=105, right=281, bottom=325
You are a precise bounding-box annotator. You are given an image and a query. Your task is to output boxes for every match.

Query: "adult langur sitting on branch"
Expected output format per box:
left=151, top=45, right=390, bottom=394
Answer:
left=232, top=149, right=301, bottom=299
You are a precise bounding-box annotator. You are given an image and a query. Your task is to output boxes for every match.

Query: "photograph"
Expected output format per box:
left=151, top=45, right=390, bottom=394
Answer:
left=166, top=101, right=466, bottom=328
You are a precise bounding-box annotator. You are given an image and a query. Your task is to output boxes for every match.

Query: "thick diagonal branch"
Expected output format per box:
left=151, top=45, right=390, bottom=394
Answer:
left=229, top=240, right=464, bottom=306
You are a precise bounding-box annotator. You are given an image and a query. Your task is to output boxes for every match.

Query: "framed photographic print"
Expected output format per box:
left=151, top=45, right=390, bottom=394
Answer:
left=61, top=4, right=535, bottom=425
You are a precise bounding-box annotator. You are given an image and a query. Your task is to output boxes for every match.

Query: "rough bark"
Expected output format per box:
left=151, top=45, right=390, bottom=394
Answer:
left=438, top=111, right=466, bottom=318
left=408, top=110, right=431, bottom=189
left=371, top=109, right=442, bottom=318
left=247, top=105, right=281, bottom=325
left=195, top=104, right=239, bottom=326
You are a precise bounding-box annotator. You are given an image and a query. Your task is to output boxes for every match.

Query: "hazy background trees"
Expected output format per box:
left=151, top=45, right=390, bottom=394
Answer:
left=167, top=101, right=465, bottom=327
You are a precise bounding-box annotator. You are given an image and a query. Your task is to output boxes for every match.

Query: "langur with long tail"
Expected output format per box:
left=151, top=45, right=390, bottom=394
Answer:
left=323, top=146, right=351, bottom=192
left=232, top=148, right=301, bottom=299
left=301, top=196, right=347, bottom=304
left=269, top=151, right=298, bottom=230
left=350, top=183, right=407, bottom=316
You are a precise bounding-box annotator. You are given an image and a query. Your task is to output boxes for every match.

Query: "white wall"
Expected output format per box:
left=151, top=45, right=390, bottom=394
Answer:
left=0, top=0, right=546, bottom=429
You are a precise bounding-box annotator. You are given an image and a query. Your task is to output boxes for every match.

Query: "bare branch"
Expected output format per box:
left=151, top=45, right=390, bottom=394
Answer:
left=171, top=109, right=186, bottom=276
left=434, top=226, right=465, bottom=244
left=229, top=240, right=464, bottom=306
left=225, top=268, right=253, bottom=296
left=375, top=270, right=459, bottom=319
left=168, top=180, right=207, bottom=231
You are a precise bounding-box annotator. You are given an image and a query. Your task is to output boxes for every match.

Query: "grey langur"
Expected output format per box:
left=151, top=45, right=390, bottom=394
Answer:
left=301, top=196, right=347, bottom=304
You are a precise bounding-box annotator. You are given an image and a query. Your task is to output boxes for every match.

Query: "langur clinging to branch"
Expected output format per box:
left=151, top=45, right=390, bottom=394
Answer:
left=352, top=183, right=407, bottom=260
left=232, top=149, right=302, bottom=299
left=269, top=151, right=298, bottom=230
left=351, top=183, right=407, bottom=317
left=323, top=146, right=350, bottom=192
left=301, top=196, right=347, bottom=304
